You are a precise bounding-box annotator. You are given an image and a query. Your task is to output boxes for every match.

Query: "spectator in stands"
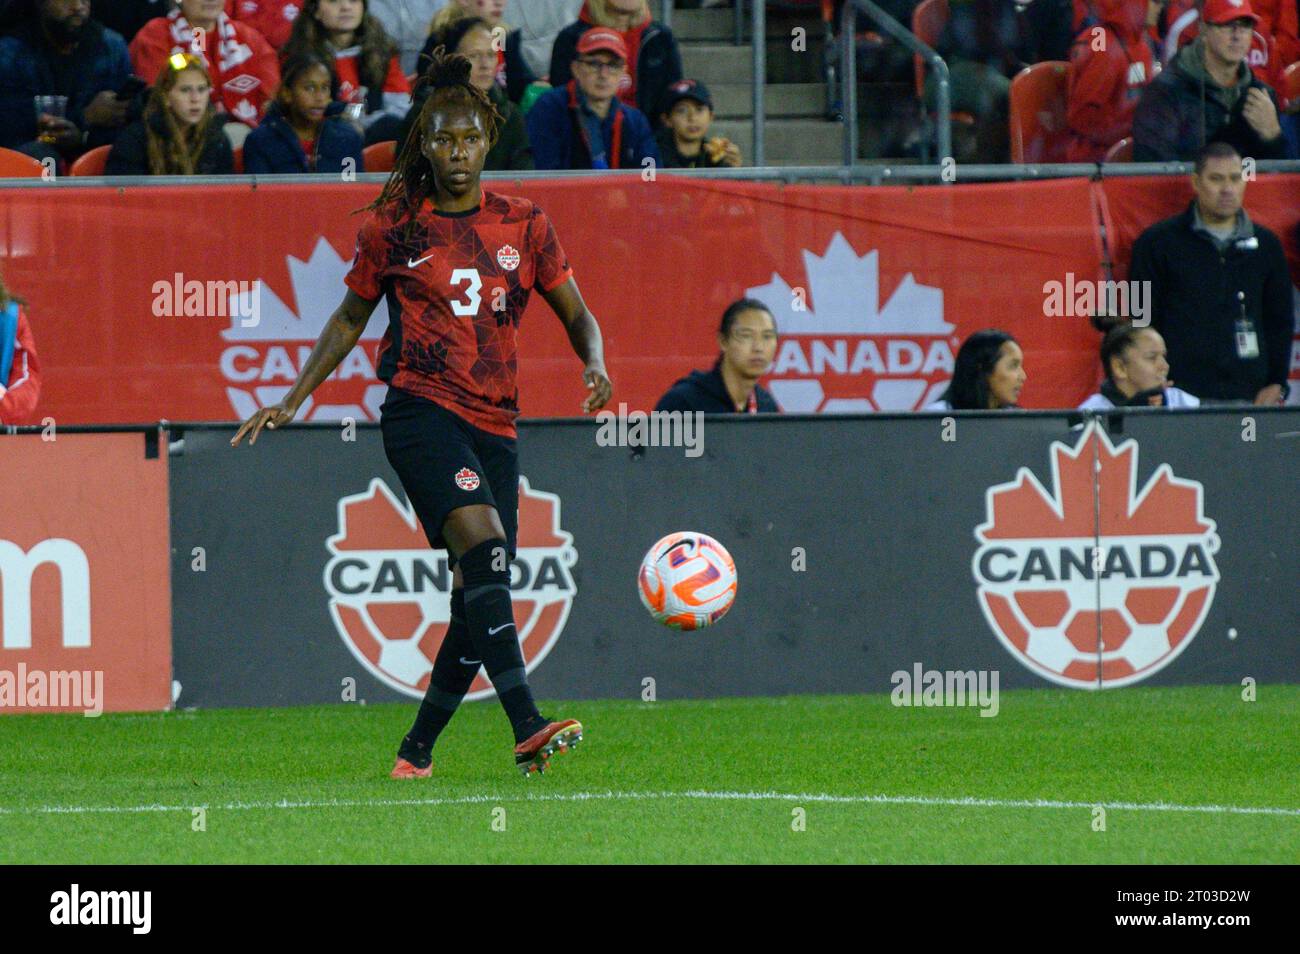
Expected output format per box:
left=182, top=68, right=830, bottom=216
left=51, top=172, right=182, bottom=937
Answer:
left=242, top=51, right=364, bottom=172
left=1132, top=0, right=1288, bottom=159
left=370, top=0, right=450, bottom=74
left=1079, top=322, right=1201, bottom=407
left=656, top=78, right=742, bottom=168
left=225, top=0, right=301, bottom=50
left=282, top=0, right=412, bottom=144
left=422, top=0, right=537, bottom=103
left=526, top=27, right=658, bottom=169
left=398, top=17, right=532, bottom=169
left=925, top=330, right=1026, bottom=410
left=0, top=0, right=133, bottom=160
left=654, top=298, right=780, bottom=414
left=933, top=0, right=1076, bottom=161
left=1161, top=0, right=1297, bottom=91
left=511, top=0, right=582, bottom=81
left=1065, top=0, right=1161, bottom=160
left=130, top=0, right=281, bottom=129
left=549, top=0, right=682, bottom=124
left=1128, top=142, right=1292, bottom=404
left=90, top=0, right=171, bottom=45
left=106, top=53, right=236, bottom=174
left=0, top=269, right=41, bottom=426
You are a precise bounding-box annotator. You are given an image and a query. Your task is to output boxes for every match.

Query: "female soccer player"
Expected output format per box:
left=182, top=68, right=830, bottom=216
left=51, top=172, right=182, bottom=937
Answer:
left=231, top=48, right=612, bottom=779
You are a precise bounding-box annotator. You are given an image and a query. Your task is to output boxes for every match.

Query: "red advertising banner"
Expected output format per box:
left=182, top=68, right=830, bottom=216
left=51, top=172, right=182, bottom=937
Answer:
left=0, top=433, right=171, bottom=714
left=1, top=175, right=1296, bottom=425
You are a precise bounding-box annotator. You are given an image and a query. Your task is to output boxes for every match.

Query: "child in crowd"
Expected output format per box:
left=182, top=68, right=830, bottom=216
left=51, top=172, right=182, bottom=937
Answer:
left=243, top=51, right=365, bottom=173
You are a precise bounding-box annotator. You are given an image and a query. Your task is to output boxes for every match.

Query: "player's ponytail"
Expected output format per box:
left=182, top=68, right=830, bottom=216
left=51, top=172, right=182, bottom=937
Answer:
left=365, top=46, right=502, bottom=223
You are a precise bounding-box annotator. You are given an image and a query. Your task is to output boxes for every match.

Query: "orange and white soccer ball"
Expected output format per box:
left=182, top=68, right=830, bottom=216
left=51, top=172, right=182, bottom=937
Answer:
left=637, top=532, right=738, bottom=631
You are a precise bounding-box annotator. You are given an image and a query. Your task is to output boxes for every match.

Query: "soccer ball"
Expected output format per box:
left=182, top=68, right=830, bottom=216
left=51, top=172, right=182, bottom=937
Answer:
left=637, top=532, right=737, bottom=630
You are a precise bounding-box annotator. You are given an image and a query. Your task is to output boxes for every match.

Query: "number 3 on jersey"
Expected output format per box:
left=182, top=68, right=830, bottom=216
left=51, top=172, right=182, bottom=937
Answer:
left=449, top=268, right=482, bottom=316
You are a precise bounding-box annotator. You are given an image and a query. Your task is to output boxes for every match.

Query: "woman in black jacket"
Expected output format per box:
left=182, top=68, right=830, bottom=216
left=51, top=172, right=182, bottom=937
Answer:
left=243, top=52, right=366, bottom=174
left=105, top=53, right=233, bottom=175
left=549, top=0, right=682, bottom=124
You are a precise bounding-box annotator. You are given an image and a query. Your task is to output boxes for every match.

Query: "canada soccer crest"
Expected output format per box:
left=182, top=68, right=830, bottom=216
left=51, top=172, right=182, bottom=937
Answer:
left=972, top=422, right=1220, bottom=688
left=497, top=245, right=520, bottom=271
left=324, top=476, right=577, bottom=699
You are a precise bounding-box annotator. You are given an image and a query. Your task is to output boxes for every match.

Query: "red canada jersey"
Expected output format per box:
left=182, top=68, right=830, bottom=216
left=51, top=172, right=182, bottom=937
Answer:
left=345, top=191, right=573, bottom=438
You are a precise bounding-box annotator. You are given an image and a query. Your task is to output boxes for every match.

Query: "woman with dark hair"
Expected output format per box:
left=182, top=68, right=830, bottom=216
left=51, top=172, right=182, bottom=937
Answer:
left=232, top=48, right=611, bottom=780
left=106, top=53, right=235, bottom=174
left=1079, top=323, right=1200, bottom=409
left=654, top=298, right=781, bottom=414
left=398, top=18, right=532, bottom=170
left=282, top=0, right=412, bottom=144
left=926, top=329, right=1026, bottom=410
left=243, top=51, right=365, bottom=173
left=422, top=0, right=538, bottom=104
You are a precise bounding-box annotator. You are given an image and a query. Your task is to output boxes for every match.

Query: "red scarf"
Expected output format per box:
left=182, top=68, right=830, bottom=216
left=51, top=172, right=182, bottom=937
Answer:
left=567, top=80, right=623, bottom=169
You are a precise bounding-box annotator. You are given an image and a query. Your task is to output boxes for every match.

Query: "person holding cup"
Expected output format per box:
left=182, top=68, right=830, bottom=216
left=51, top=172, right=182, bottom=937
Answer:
left=0, top=0, right=134, bottom=162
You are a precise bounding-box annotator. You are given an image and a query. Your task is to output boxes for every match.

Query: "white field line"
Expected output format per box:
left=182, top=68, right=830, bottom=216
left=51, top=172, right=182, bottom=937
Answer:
left=2, top=790, right=1298, bottom=818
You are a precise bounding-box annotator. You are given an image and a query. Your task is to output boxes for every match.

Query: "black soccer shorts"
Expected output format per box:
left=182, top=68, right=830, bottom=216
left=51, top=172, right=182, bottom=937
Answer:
left=379, top=386, right=519, bottom=566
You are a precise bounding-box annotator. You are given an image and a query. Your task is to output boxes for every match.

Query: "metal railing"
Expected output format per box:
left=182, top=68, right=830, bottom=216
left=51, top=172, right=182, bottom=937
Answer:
left=5, top=161, right=1297, bottom=191
left=842, top=0, right=951, bottom=166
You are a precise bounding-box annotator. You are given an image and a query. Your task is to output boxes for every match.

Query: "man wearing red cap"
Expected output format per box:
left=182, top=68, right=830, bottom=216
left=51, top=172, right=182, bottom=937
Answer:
left=526, top=26, right=660, bottom=170
left=1133, top=0, right=1288, bottom=159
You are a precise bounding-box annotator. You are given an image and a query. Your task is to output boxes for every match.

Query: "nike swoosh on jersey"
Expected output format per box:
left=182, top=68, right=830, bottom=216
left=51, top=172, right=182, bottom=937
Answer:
left=487, top=623, right=515, bottom=636
left=407, top=253, right=435, bottom=268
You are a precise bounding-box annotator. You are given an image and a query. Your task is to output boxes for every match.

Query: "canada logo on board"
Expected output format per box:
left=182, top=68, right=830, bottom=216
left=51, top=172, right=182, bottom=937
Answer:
left=323, top=477, right=577, bottom=700
left=972, top=422, right=1220, bottom=688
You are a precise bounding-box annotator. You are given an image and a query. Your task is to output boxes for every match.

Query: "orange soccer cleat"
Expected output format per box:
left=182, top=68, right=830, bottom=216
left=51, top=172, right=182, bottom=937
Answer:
left=513, top=719, right=583, bottom=777
left=390, top=756, right=433, bottom=779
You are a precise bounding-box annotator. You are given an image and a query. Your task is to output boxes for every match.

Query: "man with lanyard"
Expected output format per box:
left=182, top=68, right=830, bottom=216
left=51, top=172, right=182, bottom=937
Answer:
left=526, top=27, right=658, bottom=170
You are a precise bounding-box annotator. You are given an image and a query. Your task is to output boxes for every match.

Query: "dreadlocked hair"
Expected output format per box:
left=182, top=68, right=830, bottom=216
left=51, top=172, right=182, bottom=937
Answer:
left=364, top=46, right=502, bottom=225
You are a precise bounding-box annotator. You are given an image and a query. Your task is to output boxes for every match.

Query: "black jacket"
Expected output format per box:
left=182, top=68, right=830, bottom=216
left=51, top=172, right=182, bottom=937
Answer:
left=243, top=101, right=364, bottom=174
left=1132, top=41, right=1289, bottom=162
left=105, top=110, right=234, bottom=175
left=549, top=18, right=682, bottom=122
left=655, top=358, right=780, bottom=414
left=1128, top=202, right=1293, bottom=401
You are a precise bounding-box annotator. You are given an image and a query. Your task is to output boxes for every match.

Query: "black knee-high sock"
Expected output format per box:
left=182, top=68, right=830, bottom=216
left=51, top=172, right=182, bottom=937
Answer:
left=403, top=589, right=478, bottom=752
left=457, top=538, right=544, bottom=742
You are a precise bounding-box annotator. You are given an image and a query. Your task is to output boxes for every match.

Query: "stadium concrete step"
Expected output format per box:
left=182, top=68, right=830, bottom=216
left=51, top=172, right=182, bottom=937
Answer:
left=678, top=40, right=828, bottom=85
left=708, top=82, right=826, bottom=119
left=709, top=117, right=844, bottom=165
left=670, top=7, right=812, bottom=41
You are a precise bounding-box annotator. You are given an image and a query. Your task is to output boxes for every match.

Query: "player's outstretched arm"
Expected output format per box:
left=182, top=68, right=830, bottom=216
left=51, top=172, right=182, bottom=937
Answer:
left=230, top=289, right=381, bottom=446
left=542, top=277, right=611, bottom=414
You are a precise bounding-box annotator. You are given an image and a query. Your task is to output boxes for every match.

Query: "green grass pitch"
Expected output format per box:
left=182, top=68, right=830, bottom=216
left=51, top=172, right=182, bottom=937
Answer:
left=2, top=686, right=1296, bottom=864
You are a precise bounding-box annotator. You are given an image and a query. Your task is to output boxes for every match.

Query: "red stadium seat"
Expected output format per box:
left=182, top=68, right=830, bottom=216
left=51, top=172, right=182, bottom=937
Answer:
left=1103, top=137, right=1132, bottom=163
left=912, top=0, right=948, bottom=101
left=1009, top=61, right=1071, bottom=163
left=363, top=140, right=397, bottom=173
left=69, top=145, right=111, bottom=176
left=232, top=147, right=244, bottom=174
left=0, top=146, right=45, bottom=178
